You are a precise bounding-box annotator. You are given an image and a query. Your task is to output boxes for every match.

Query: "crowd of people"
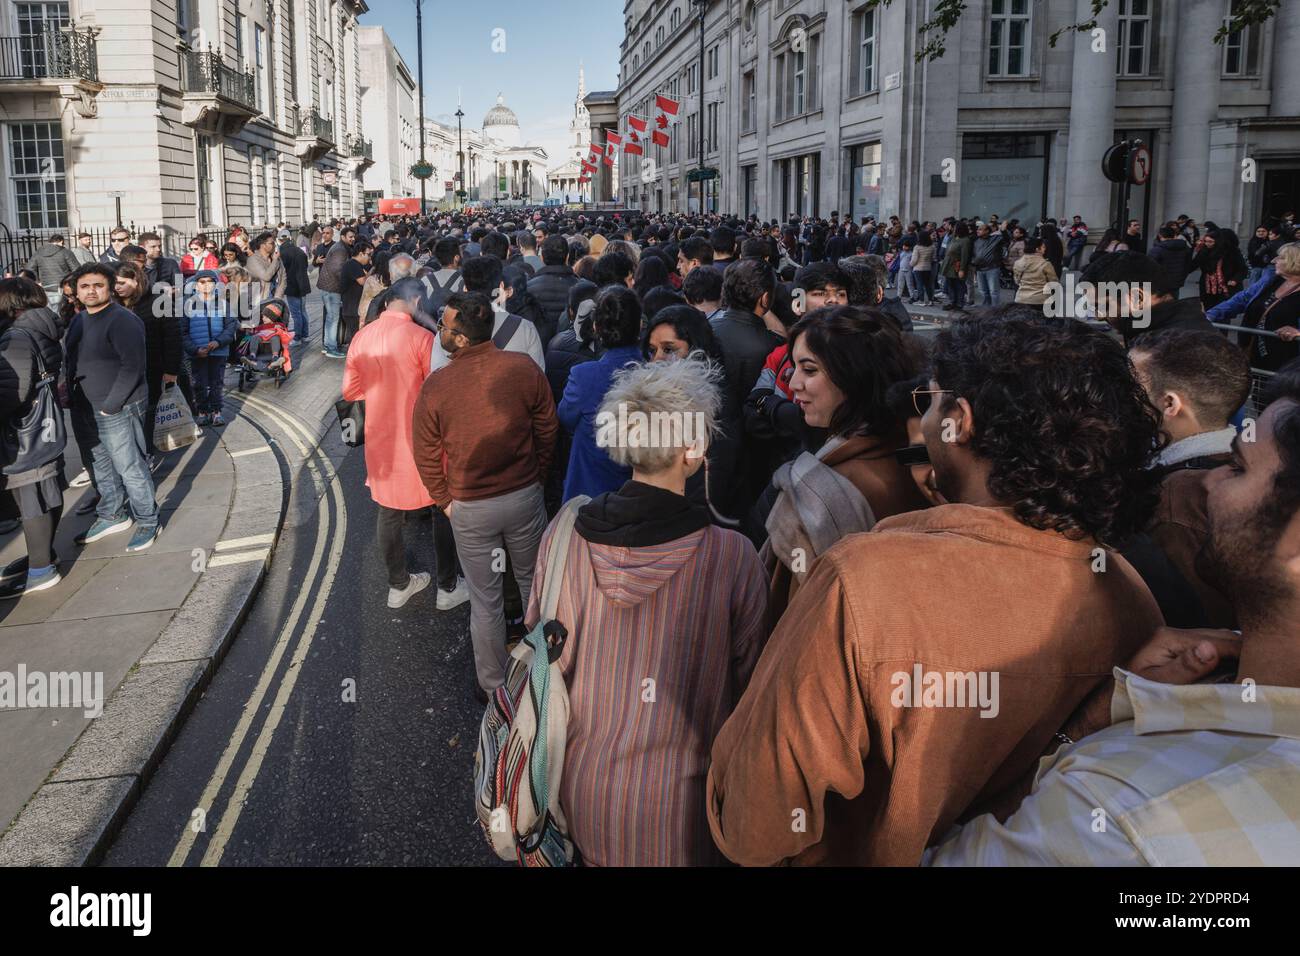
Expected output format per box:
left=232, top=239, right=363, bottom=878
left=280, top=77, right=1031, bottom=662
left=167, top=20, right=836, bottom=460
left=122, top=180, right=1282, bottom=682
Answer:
left=0, top=223, right=319, bottom=597
left=331, top=204, right=1299, bottom=866
left=2, top=201, right=1298, bottom=865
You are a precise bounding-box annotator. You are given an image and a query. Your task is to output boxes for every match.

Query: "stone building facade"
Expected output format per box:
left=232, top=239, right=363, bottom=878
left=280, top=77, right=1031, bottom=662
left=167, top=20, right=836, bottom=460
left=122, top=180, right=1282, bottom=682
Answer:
left=605, top=0, right=1300, bottom=237
left=358, top=24, right=415, bottom=210
left=0, top=0, right=373, bottom=248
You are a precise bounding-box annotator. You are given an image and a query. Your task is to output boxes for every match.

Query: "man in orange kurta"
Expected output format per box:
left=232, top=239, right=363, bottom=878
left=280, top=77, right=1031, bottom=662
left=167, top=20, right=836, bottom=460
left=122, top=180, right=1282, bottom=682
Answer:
left=342, top=277, right=443, bottom=609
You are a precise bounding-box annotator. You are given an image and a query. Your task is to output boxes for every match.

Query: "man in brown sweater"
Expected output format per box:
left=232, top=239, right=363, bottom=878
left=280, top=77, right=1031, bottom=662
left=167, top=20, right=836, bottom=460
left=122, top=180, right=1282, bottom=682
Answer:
left=707, top=313, right=1169, bottom=866
left=412, top=291, right=558, bottom=697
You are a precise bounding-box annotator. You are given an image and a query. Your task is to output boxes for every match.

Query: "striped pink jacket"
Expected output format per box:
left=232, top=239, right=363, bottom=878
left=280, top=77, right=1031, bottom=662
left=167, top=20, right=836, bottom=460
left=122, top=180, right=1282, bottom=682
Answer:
left=526, top=521, right=770, bottom=866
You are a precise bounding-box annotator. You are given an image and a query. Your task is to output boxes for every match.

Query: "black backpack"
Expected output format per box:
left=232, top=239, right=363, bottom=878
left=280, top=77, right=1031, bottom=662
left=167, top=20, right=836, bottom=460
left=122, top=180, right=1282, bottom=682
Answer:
left=420, top=269, right=461, bottom=317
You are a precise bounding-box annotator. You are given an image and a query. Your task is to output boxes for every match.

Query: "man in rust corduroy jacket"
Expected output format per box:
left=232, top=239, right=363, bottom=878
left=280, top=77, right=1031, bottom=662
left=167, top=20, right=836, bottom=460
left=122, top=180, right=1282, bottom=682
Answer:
left=707, top=315, right=1170, bottom=866
left=412, top=292, right=557, bottom=695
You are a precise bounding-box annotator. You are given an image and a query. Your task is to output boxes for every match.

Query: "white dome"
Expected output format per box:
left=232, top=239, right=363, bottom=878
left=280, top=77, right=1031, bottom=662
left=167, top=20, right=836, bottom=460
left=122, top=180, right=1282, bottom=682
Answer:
left=483, top=94, right=521, bottom=147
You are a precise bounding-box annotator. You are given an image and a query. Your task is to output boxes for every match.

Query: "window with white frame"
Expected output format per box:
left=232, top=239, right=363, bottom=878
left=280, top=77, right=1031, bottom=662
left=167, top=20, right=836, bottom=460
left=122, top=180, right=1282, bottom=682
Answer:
left=14, top=2, right=70, bottom=79
left=255, top=23, right=269, bottom=114
left=741, top=69, right=756, bottom=132
left=656, top=26, right=664, bottom=47
left=250, top=148, right=263, bottom=223
left=7, top=121, right=67, bottom=229
left=774, top=27, right=820, bottom=121
left=988, top=0, right=1031, bottom=77
left=707, top=102, right=718, bottom=153
left=196, top=134, right=213, bottom=226
left=1222, top=0, right=1261, bottom=76
left=671, top=7, right=681, bottom=30
left=850, top=5, right=878, bottom=95
left=708, top=45, right=719, bottom=79
left=686, top=113, right=697, bottom=160
left=1117, top=0, right=1159, bottom=76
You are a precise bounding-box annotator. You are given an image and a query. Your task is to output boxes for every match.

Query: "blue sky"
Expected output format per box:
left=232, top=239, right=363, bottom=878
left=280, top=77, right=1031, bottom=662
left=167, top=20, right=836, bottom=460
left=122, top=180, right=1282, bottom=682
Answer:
left=360, top=0, right=624, bottom=167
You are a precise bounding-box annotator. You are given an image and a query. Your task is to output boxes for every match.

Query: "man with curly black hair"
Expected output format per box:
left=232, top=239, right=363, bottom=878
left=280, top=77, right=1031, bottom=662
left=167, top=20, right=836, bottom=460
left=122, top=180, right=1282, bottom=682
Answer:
left=927, top=378, right=1300, bottom=866
left=708, top=310, right=1172, bottom=866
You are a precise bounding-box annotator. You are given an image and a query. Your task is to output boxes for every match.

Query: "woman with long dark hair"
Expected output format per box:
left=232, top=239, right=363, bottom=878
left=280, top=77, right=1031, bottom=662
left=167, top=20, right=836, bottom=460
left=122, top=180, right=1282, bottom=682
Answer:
left=633, top=253, right=673, bottom=304
left=1039, top=222, right=1065, bottom=277
left=640, top=304, right=723, bottom=364
left=1192, top=227, right=1249, bottom=311
left=0, top=277, right=68, bottom=598
left=558, top=285, right=644, bottom=501
left=751, top=305, right=927, bottom=618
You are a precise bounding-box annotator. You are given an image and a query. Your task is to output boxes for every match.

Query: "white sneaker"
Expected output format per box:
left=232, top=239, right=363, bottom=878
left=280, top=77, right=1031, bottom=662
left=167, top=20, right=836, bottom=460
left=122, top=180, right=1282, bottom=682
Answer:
left=70, top=468, right=92, bottom=488
left=436, top=576, right=470, bottom=611
left=388, top=571, right=431, bottom=609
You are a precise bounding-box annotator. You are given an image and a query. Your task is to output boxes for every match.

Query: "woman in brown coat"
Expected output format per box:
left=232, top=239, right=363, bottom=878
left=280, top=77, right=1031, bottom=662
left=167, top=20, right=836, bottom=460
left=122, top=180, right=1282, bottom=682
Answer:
left=755, top=305, right=929, bottom=618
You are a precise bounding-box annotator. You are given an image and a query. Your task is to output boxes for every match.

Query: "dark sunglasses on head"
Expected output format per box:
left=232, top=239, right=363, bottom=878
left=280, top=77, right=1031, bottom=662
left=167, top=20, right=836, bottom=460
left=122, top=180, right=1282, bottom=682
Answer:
left=894, top=444, right=931, bottom=468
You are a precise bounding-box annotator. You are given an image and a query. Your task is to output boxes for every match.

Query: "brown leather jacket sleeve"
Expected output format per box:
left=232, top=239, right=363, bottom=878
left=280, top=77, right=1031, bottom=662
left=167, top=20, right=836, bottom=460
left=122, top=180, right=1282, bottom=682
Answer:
left=706, top=554, right=871, bottom=865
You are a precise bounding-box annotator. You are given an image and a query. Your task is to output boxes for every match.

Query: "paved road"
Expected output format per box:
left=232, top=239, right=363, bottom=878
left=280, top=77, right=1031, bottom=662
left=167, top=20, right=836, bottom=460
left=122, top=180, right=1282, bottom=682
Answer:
left=103, top=336, right=499, bottom=867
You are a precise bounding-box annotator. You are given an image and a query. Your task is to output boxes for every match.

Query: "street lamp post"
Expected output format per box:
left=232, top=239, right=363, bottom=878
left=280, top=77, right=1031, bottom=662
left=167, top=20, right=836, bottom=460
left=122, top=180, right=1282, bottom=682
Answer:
left=415, top=0, right=427, bottom=216
left=695, top=0, right=707, bottom=215
left=455, top=107, right=465, bottom=209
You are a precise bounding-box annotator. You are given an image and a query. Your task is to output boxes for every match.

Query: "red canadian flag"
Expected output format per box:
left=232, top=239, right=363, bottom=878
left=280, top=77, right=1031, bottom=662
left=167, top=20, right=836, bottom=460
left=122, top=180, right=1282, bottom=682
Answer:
left=627, top=115, right=648, bottom=133
left=624, top=141, right=644, bottom=155
left=581, top=159, right=597, bottom=174
left=655, top=95, right=680, bottom=116
left=603, top=152, right=614, bottom=168
left=605, top=131, right=623, bottom=146
left=652, top=129, right=670, bottom=148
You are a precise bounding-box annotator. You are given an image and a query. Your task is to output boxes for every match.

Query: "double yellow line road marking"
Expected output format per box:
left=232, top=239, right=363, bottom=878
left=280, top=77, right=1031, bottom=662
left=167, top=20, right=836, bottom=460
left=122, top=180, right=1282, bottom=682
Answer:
left=168, top=392, right=348, bottom=867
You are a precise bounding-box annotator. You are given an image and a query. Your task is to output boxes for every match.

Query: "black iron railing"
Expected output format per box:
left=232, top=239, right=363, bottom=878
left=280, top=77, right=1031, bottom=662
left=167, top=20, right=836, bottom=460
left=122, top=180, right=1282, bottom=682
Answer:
left=348, top=137, right=372, bottom=159
left=180, top=49, right=256, bottom=111
left=0, top=27, right=98, bottom=81
left=299, top=110, right=334, bottom=144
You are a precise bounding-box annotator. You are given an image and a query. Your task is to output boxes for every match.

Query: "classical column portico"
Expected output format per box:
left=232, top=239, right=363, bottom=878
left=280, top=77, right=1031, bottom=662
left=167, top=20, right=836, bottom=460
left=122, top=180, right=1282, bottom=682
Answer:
left=1166, top=0, right=1223, bottom=222
left=1063, top=0, right=1119, bottom=231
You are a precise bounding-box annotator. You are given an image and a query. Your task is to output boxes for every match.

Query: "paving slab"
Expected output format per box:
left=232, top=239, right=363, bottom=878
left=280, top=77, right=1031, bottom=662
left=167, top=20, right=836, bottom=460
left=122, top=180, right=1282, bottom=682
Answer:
left=47, top=548, right=201, bottom=622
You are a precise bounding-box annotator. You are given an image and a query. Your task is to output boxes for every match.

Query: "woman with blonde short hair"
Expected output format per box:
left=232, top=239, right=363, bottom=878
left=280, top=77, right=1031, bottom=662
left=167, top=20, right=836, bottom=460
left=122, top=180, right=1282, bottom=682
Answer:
left=526, top=358, right=769, bottom=866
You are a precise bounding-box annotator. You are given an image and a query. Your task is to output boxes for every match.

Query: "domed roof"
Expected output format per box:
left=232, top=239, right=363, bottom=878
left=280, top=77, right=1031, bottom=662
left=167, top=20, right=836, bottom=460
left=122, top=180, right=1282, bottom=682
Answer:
left=483, top=94, right=519, bottom=129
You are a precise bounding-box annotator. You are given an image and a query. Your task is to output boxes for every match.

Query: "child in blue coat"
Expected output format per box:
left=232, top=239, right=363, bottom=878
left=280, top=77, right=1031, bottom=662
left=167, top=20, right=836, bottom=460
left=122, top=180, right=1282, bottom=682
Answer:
left=183, top=270, right=237, bottom=425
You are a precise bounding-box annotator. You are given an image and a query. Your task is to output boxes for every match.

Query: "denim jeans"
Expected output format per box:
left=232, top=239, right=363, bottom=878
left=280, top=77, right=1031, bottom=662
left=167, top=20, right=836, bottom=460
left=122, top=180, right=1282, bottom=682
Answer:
left=978, top=267, right=1002, bottom=306
left=899, top=267, right=915, bottom=299
left=192, top=355, right=226, bottom=414
left=286, top=295, right=309, bottom=342
left=92, top=399, right=157, bottom=529
left=321, top=291, right=342, bottom=352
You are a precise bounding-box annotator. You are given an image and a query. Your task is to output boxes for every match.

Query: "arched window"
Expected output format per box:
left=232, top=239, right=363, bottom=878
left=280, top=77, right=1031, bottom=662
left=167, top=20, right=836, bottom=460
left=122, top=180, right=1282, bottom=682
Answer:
left=644, top=41, right=651, bottom=61
left=656, top=26, right=664, bottom=47
left=743, top=1, right=756, bottom=33
left=671, top=8, right=681, bottom=30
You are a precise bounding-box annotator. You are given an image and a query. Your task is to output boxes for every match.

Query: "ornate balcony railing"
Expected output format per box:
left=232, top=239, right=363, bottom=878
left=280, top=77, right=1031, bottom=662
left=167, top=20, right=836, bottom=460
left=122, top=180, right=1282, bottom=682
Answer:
left=0, top=27, right=98, bottom=82
left=300, top=110, right=335, bottom=144
left=180, top=49, right=255, bottom=111
left=348, top=137, right=372, bottom=160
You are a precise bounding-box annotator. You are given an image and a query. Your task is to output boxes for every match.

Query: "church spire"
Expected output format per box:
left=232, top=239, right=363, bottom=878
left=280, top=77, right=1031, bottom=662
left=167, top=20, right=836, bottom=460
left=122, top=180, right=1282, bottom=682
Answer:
left=578, top=61, right=586, bottom=101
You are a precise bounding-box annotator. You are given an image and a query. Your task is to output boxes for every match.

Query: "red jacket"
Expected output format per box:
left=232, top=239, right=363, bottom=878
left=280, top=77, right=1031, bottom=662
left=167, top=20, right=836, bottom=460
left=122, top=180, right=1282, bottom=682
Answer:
left=180, top=251, right=219, bottom=277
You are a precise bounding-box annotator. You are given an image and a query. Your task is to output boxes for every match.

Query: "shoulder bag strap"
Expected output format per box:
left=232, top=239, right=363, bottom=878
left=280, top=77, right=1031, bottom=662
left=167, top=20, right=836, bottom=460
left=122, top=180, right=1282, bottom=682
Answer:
left=539, top=495, right=589, bottom=622
left=492, top=313, right=522, bottom=350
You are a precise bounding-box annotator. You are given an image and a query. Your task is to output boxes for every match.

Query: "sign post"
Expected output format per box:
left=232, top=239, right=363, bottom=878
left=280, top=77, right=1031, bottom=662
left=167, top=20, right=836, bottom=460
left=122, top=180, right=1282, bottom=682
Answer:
left=107, top=191, right=126, bottom=227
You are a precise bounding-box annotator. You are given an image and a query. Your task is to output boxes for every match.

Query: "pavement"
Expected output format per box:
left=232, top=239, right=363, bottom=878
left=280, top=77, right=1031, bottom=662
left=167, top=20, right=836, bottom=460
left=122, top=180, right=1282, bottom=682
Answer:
left=0, top=306, right=309, bottom=865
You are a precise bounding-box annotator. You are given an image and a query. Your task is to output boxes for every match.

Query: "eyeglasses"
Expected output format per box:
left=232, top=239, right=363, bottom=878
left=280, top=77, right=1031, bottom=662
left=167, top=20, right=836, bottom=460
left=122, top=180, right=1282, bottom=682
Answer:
left=912, top=386, right=954, bottom=417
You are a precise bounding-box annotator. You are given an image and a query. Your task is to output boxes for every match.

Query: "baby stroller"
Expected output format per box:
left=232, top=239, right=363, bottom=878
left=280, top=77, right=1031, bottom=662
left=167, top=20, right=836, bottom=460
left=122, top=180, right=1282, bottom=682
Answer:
left=235, top=298, right=295, bottom=391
